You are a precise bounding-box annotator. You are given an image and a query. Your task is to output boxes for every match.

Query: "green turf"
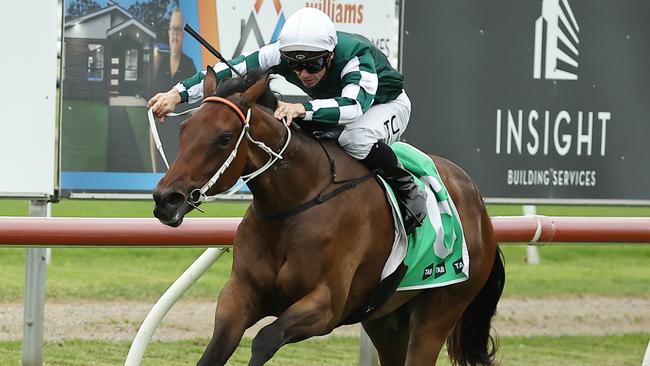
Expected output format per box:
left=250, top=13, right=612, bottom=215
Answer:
left=499, top=244, right=650, bottom=297
left=0, top=199, right=29, bottom=216
left=6, top=199, right=650, bottom=218
left=1, top=244, right=646, bottom=301
left=0, top=198, right=249, bottom=218
left=61, top=100, right=109, bottom=171
left=491, top=334, right=650, bottom=366
left=0, top=247, right=232, bottom=301
left=0, top=334, right=647, bottom=366
left=486, top=204, right=650, bottom=217
left=0, top=337, right=358, bottom=366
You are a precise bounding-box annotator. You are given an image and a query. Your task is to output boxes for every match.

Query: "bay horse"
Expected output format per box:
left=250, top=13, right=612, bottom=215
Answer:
left=152, top=68, right=505, bottom=366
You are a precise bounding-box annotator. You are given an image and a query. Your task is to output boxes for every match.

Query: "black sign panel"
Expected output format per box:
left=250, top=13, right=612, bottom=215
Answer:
left=401, top=0, right=650, bottom=201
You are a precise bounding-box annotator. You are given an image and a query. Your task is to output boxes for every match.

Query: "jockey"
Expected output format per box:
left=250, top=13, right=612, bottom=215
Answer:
left=148, top=7, right=426, bottom=234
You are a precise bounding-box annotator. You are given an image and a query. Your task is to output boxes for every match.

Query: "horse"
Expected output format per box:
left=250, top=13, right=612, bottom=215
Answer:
left=152, top=68, right=505, bottom=366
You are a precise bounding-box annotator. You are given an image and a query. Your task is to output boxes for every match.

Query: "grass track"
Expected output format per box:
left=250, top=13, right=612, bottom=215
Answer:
left=0, top=334, right=648, bottom=366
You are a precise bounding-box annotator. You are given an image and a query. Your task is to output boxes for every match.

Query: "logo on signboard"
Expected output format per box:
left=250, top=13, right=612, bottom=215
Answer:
left=233, top=0, right=286, bottom=56
left=533, top=0, right=580, bottom=80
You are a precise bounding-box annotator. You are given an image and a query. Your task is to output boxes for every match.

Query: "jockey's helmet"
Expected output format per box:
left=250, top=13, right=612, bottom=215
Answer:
left=278, top=8, right=337, bottom=65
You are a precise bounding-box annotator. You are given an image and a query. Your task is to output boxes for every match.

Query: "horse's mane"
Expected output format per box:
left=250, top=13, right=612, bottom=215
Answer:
left=215, top=69, right=278, bottom=111
left=214, top=69, right=338, bottom=137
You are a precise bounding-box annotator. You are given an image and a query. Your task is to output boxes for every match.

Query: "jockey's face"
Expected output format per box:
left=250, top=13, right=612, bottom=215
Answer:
left=295, top=67, right=326, bottom=88
left=293, top=53, right=333, bottom=88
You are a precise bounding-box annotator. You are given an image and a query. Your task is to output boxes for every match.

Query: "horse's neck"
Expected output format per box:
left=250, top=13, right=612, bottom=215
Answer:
left=245, top=108, right=332, bottom=213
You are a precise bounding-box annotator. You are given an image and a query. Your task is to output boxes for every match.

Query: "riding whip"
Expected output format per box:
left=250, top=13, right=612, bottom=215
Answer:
left=183, top=23, right=243, bottom=77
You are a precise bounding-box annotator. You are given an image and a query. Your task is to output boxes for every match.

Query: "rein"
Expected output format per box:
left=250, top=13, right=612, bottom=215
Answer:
left=148, top=107, right=196, bottom=170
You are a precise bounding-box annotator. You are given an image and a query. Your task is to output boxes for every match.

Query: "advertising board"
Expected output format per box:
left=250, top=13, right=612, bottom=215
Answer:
left=402, top=0, right=650, bottom=203
left=60, top=0, right=398, bottom=196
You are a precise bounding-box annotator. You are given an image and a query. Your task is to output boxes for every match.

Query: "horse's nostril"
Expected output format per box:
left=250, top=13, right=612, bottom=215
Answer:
left=154, top=190, right=186, bottom=211
left=153, top=190, right=163, bottom=206
left=166, top=192, right=186, bottom=208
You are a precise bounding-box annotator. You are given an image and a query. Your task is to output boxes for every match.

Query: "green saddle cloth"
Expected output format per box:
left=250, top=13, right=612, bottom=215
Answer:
left=385, top=142, right=470, bottom=290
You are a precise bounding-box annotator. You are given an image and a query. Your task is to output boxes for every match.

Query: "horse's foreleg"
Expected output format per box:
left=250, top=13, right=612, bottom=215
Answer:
left=247, top=285, right=337, bottom=366
left=197, top=279, right=263, bottom=366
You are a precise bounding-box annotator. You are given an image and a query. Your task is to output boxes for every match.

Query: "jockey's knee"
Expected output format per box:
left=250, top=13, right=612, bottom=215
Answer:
left=338, top=128, right=378, bottom=160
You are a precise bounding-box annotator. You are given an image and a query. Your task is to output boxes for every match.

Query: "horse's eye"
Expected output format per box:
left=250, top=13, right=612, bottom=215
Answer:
left=217, top=133, right=232, bottom=147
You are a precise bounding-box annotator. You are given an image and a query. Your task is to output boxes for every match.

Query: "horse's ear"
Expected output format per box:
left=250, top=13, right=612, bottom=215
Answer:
left=241, top=74, right=270, bottom=106
left=203, top=66, right=217, bottom=96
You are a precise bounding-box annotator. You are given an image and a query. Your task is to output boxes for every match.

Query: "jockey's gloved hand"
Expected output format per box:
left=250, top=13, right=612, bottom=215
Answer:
left=274, top=101, right=306, bottom=126
left=147, top=88, right=181, bottom=122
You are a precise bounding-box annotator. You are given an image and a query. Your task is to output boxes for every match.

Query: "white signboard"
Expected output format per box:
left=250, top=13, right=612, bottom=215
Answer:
left=0, top=1, right=58, bottom=198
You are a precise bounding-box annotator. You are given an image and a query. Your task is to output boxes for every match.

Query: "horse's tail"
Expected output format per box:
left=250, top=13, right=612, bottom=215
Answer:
left=447, top=246, right=505, bottom=366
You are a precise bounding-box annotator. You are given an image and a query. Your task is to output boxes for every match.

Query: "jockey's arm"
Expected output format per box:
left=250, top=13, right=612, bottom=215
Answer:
left=302, top=50, right=378, bottom=125
left=174, top=43, right=282, bottom=105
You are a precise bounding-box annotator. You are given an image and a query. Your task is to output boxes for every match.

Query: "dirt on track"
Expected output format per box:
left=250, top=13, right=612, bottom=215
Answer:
left=1, top=296, right=649, bottom=342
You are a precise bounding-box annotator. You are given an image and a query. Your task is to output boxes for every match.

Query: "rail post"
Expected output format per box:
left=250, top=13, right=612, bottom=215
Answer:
left=523, top=205, right=540, bottom=264
left=22, top=200, right=49, bottom=366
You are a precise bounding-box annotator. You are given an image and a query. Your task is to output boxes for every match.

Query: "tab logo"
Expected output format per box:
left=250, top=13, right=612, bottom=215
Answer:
left=434, top=263, right=446, bottom=279
left=533, top=0, right=580, bottom=80
left=422, top=264, right=434, bottom=280
left=453, top=258, right=465, bottom=275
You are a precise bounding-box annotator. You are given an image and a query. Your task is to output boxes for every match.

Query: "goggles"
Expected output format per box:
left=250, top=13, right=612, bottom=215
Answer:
left=281, top=51, right=330, bottom=74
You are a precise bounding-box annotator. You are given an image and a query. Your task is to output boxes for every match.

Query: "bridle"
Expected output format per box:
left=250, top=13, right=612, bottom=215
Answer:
left=148, top=95, right=292, bottom=206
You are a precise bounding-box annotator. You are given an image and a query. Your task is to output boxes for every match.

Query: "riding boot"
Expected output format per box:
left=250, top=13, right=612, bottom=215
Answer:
left=361, top=142, right=427, bottom=235
left=380, top=165, right=428, bottom=234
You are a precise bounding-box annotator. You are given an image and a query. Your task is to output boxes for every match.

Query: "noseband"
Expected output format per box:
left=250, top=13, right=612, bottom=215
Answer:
left=148, top=96, right=291, bottom=205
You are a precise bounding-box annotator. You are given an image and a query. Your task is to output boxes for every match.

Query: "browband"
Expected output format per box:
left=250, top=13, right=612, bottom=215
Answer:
left=202, top=96, right=248, bottom=125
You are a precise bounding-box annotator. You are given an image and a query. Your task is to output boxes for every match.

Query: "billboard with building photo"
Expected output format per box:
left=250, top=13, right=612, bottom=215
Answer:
left=61, top=0, right=200, bottom=194
left=60, top=0, right=399, bottom=195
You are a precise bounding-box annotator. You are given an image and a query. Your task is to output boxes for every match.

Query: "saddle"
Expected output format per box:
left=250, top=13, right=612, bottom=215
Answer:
left=295, top=120, right=344, bottom=140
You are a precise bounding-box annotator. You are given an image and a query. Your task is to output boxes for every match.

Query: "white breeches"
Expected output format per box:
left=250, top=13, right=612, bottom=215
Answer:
left=338, top=91, right=412, bottom=160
